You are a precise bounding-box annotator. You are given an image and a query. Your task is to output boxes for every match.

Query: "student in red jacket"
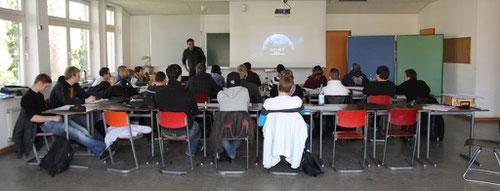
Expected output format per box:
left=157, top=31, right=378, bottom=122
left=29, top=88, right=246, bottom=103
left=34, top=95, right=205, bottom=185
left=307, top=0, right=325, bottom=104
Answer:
left=303, top=65, right=327, bottom=89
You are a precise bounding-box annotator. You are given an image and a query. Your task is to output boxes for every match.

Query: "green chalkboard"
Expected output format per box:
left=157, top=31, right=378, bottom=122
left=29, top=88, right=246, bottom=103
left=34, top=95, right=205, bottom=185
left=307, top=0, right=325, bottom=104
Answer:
left=207, top=33, right=229, bottom=67
left=396, top=35, right=444, bottom=96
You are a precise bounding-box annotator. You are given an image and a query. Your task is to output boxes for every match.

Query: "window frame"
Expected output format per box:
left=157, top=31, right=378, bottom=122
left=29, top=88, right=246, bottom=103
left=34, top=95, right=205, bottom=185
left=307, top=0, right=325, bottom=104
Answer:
left=0, top=1, right=25, bottom=85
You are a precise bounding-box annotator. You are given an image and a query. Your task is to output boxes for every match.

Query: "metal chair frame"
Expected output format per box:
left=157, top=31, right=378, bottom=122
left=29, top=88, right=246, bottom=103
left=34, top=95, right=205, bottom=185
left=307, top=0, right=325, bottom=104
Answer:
left=215, top=121, right=250, bottom=175
left=463, top=139, right=500, bottom=186
left=27, top=132, right=54, bottom=166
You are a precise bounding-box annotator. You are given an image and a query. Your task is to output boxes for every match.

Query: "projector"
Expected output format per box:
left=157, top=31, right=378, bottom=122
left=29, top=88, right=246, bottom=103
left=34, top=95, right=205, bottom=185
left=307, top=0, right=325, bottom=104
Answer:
left=274, top=8, right=291, bottom=15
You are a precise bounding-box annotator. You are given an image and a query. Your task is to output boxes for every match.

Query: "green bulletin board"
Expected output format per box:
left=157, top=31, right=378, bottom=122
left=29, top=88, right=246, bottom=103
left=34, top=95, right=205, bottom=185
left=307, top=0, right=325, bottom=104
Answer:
left=396, top=35, right=444, bottom=96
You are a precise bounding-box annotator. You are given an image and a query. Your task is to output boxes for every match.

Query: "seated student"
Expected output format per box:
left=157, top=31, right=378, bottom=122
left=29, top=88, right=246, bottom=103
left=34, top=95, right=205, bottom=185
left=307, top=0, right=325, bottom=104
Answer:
left=92, top=67, right=114, bottom=87
left=237, top=64, right=262, bottom=103
left=22, top=74, right=107, bottom=159
left=257, top=76, right=309, bottom=169
left=156, top=64, right=201, bottom=156
left=303, top=65, right=328, bottom=89
left=114, top=65, right=128, bottom=82
left=269, top=70, right=305, bottom=99
left=210, top=65, right=225, bottom=87
left=50, top=66, right=104, bottom=139
left=342, top=63, right=369, bottom=87
left=147, top=71, right=167, bottom=93
left=323, top=68, right=350, bottom=96
left=267, top=64, right=285, bottom=91
left=396, top=69, right=431, bottom=103
left=187, top=63, right=222, bottom=99
left=216, top=72, right=250, bottom=161
left=127, top=69, right=135, bottom=82
left=243, top=62, right=262, bottom=86
left=131, top=66, right=149, bottom=87
left=362, top=65, right=396, bottom=97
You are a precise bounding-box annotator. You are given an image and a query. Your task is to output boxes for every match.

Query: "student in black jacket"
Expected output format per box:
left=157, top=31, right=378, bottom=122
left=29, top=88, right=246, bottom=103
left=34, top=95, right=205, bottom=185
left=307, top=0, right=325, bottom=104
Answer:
left=187, top=63, right=222, bottom=99
left=397, top=69, right=431, bottom=102
left=342, top=63, right=369, bottom=87
left=243, top=62, right=261, bottom=86
left=156, top=64, right=201, bottom=156
left=363, top=65, right=396, bottom=97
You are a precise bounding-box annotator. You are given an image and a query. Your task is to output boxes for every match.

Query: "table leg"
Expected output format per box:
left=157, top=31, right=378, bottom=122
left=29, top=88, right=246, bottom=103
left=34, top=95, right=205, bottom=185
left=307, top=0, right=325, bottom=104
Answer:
left=309, top=113, right=314, bottom=153
left=151, top=111, right=155, bottom=158
left=423, top=112, right=437, bottom=167
left=460, top=112, right=482, bottom=167
left=415, top=112, right=426, bottom=167
left=319, top=112, right=323, bottom=166
left=255, top=111, right=259, bottom=165
left=371, top=112, right=379, bottom=166
left=201, top=109, right=207, bottom=165
left=64, top=114, right=89, bottom=169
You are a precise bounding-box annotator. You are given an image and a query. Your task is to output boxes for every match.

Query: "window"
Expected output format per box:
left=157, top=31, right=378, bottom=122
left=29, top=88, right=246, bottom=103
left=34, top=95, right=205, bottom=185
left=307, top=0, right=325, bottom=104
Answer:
left=106, top=31, right=115, bottom=71
left=48, top=0, right=90, bottom=79
left=106, top=9, right=114, bottom=26
left=0, top=19, right=22, bottom=86
left=0, top=0, right=21, bottom=10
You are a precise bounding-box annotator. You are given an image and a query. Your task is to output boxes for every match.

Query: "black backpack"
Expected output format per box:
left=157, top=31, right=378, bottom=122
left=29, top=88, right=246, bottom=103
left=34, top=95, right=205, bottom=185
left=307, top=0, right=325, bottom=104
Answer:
left=39, top=135, right=74, bottom=177
left=86, top=81, right=111, bottom=99
left=104, top=78, right=138, bottom=99
left=301, top=149, right=323, bottom=177
left=415, top=97, right=446, bottom=141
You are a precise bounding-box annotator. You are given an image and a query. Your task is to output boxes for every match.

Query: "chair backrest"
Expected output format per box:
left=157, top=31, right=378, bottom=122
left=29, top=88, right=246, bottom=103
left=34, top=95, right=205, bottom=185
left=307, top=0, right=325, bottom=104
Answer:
left=194, top=94, right=209, bottom=103
left=157, top=111, right=187, bottom=129
left=368, top=95, right=392, bottom=105
left=336, top=110, right=367, bottom=128
left=103, top=111, right=128, bottom=127
left=325, top=95, right=352, bottom=104
left=389, top=108, right=418, bottom=126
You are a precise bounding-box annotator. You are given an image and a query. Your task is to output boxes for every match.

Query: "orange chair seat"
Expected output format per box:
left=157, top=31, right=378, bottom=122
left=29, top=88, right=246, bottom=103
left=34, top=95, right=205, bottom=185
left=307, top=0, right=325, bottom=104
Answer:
left=380, top=130, right=415, bottom=137
left=334, top=131, right=365, bottom=140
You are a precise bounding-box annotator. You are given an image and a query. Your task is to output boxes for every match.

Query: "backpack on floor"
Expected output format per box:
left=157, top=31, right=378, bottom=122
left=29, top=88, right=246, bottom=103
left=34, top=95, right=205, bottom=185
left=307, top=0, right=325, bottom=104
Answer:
left=415, top=97, right=446, bottom=141
left=39, top=135, right=74, bottom=177
left=301, top=149, right=323, bottom=177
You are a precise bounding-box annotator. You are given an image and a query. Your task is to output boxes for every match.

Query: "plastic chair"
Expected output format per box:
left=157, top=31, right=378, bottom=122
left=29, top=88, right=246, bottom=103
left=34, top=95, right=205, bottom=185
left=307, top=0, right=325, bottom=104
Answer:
left=27, top=132, right=54, bottom=166
left=463, top=139, right=500, bottom=186
left=156, top=111, right=195, bottom=175
left=380, top=108, right=419, bottom=170
left=215, top=119, right=250, bottom=175
left=194, top=94, right=210, bottom=104
left=102, top=111, right=150, bottom=174
left=368, top=95, right=392, bottom=105
left=332, top=110, right=369, bottom=173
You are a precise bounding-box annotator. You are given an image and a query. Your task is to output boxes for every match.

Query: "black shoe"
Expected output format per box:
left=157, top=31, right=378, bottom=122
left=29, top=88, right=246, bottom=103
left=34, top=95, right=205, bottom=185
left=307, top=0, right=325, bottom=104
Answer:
left=217, top=151, right=232, bottom=163
left=99, top=150, right=110, bottom=161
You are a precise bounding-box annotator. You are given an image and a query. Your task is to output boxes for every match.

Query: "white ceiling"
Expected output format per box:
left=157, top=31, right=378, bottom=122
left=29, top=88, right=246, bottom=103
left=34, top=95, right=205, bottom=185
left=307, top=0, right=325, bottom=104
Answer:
left=107, top=0, right=437, bottom=15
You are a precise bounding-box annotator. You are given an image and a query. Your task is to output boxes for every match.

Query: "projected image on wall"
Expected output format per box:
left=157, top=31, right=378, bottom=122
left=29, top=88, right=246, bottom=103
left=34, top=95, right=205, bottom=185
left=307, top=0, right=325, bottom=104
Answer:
left=262, top=34, right=294, bottom=56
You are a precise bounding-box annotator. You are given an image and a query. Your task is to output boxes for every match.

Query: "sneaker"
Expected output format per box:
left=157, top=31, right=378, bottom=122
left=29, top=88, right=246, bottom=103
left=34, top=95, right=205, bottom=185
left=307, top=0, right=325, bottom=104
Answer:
left=99, top=150, right=110, bottom=161
left=217, top=151, right=232, bottom=163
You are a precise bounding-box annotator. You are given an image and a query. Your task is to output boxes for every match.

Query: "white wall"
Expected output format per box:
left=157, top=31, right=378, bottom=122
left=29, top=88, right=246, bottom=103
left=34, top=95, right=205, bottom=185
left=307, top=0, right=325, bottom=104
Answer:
left=474, top=0, right=500, bottom=117
left=129, top=16, right=151, bottom=68
left=418, top=0, right=477, bottom=95
left=326, top=14, right=418, bottom=36
left=122, top=10, right=131, bottom=66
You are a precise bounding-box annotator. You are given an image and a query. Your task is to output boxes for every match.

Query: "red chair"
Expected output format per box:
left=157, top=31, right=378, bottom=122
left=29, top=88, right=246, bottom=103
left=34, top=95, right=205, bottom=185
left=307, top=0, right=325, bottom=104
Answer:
left=214, top=118, right=250, bottom=175
left=380, top=108, right=419, bottom=170
left=156, top=111, right=194, bottom=175
left=332, top=110, right=369, bottom=173
left=194, top=94, right=210, bottom=103
left=368, top=95, right=392, bottom=104
left=102, top=111, right=150, bottom=174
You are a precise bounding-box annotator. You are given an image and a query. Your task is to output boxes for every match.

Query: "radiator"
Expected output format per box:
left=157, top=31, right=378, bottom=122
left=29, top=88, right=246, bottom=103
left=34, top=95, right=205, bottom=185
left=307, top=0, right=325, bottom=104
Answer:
left=6, top=107, right=21, bottom=141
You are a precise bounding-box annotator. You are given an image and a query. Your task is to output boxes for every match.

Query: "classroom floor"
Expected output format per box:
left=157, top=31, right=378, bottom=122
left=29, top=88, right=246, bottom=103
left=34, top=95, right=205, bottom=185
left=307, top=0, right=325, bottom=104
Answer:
left=1, top=116, right=499, bottom=191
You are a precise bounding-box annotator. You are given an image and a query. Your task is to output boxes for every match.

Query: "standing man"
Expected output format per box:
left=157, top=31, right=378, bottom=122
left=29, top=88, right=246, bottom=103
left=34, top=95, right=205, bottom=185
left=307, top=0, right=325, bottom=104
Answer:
left=182, top=38, right=206, bottom=77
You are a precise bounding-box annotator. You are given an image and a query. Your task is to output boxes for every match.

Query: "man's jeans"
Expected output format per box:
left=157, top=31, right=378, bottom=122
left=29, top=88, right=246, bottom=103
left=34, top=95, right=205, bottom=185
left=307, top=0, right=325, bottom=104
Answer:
left=161, top=121, right=201, bottom=157
left=41, top=119, right=107, bottom=157
left=70, top=111, right=104, bottom=141
left=222, top=140, right=243, bottom=159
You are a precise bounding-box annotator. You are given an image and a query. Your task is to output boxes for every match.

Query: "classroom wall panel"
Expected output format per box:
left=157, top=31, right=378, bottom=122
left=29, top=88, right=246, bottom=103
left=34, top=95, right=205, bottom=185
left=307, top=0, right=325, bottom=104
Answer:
left=347, top=36, right=396, bottom=82
left=396, top=35, right=444, bottom=96
left=325, top=31, right=349, bottom=79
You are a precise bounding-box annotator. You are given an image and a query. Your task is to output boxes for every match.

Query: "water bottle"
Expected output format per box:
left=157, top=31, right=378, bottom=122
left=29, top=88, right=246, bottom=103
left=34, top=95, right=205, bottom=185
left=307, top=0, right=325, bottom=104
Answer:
left=318, top=84, right=325, bottom=106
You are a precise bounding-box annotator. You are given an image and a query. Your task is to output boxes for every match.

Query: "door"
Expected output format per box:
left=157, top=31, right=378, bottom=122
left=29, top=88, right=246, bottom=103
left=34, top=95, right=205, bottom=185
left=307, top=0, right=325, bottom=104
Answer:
left=325, top=31, right=350, bottom=79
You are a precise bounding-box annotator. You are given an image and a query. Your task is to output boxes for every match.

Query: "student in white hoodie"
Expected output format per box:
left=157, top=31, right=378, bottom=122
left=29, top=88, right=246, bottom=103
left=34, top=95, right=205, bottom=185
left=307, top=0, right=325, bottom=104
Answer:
left=216, top=72, right=250, bottom=160
left=323, top=68, right=350, bottom=96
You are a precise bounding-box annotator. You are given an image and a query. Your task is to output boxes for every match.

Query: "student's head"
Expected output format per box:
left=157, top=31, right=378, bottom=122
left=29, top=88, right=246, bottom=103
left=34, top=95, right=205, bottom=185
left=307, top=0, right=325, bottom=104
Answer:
left=310, top=65, right=324, bottom=80
left=187, top=38, right=195, bottom=50
left=64, top=66, right=81, bottom=84
left=127, top=69, right=135, bottom=79
left=351, top=63, right=361, bottom=71
left=278, top=69, right=294, bottom=81
left=211, top=65, right=222, bottom=75
left=329, top=68, right=340, bottom=80
left=226, top=72, right=241, bottom=88
left=99, top=67, right=111, bottom=80
left=33, top=73, right=52, bottom=93
left=166, top=64, right=182, bottom=82
left=376, top=65, right=390, bottom=81
left=243, top=62, right=252, bottom=71
left=278, top=76, right=294, bottom=93
left=155, top=71, right=167, bottom=85
left=276, top=64, right=285, bottom=73
left=134, top=66, right=144, bottom=76
left=196, top=63, right=206, bottom=74
left=237, top=64, right=248, bottom=79
left=117, top=65, right=128, bottom=78
left=404, top=69, right=417, bottom=81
